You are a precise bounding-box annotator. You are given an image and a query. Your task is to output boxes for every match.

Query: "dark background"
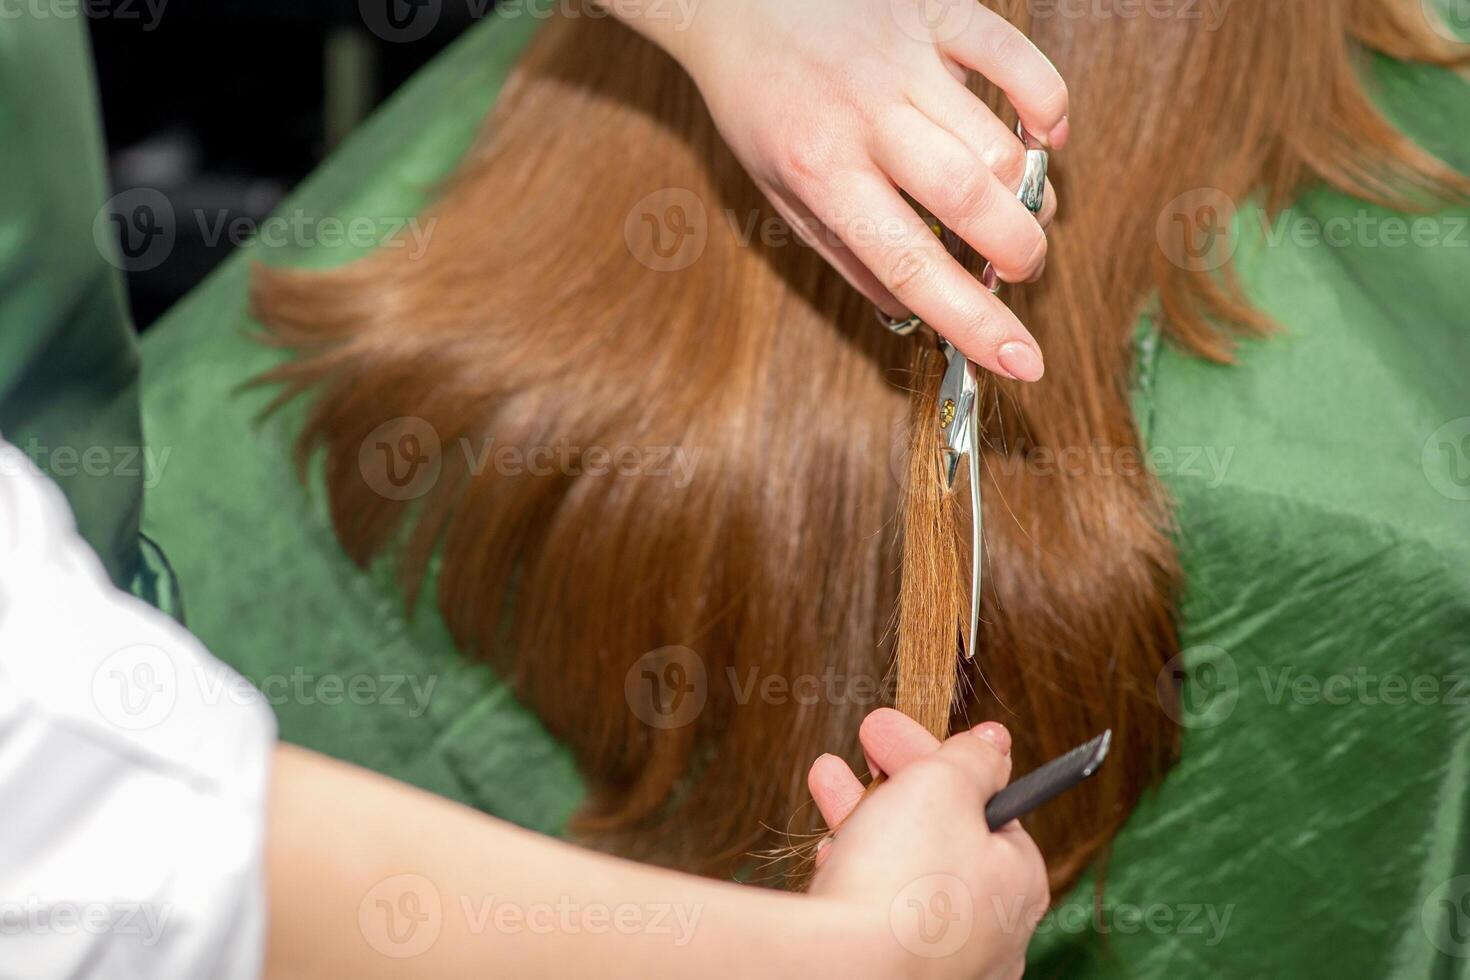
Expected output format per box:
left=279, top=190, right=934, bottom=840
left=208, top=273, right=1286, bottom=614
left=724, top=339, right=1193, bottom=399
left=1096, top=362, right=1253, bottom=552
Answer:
left=89, top=1, right=487, bottom=329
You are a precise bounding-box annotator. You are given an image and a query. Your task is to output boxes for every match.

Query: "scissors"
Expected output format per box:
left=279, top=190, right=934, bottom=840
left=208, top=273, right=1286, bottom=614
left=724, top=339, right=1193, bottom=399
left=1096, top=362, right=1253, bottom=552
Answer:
left=878, top=123, right=1048, bottom=661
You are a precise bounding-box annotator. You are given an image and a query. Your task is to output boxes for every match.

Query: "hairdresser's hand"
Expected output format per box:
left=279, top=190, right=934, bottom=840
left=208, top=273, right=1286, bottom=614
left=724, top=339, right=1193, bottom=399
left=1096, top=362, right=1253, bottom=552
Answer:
left=806, top=709, right=1048, bottom=979
left=607, top=0, right=1066, bottom=381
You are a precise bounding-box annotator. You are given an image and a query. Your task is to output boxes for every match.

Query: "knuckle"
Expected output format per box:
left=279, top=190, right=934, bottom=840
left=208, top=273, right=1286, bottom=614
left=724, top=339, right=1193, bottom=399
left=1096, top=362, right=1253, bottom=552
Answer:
left=942, top=742, right=998, bottom=785
left=1025, top=845, right=1049, bottom=891
left=872, top=102, right=912, bottom=146
left=884, top=245, right=933, bottom=295
left=1011, top=836, right=1050, bottom=903
left=984, top=138, right=1028, bottom=190
left=1019, top=228, right=1048, bottom=272
left=941, top=169, right=998, bottom=222
left=987, top=26, right=1030, bottom=70
left=995, top=223, right=1046, bottom=279
left=1039, top=192, right=1057, bottom=227
left=774, top=134, right=839, bottom=189
left=915, top=754, right=970, bottom=794
left=1030, top=870, right=1052, bottom=913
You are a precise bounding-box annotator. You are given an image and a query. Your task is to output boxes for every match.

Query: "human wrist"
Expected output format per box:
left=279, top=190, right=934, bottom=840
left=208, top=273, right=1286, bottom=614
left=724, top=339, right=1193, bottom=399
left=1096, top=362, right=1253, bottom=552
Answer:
left=787, top=894, right=921, bottom=980
left=591, top=0, right=712, bottom=68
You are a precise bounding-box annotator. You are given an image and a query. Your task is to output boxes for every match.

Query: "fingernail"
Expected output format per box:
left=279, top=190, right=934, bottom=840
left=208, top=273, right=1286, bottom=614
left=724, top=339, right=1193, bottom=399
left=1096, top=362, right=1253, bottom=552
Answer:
left=981, top=262, right=1000, bottom=294
left=1050, top=116, right=1070, bottom=149
left=972, top=722, right=1012, bottom=755
left=998, top=341, right=1045, bottom=382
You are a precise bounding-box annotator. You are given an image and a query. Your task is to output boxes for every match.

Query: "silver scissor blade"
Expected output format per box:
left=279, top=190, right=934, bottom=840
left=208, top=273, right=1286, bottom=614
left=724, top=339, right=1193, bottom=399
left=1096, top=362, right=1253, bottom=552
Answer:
left=936, top=340, right=983, bottom=660
left=965, top=395, right=982, bottom=660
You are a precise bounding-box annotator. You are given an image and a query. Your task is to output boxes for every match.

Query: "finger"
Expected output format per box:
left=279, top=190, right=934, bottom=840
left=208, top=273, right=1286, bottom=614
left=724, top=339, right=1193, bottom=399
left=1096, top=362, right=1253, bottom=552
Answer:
left=807, top=753, right=866, bottom=828
left=766, top=187, right=910, bottom=320
left=912, top=80, right=1058, bottom=232
left=941, top=4, right=1069, bottom=147
left=805, top=171, right=1045, bottom=381
left=1026, top=181, right=1056, bottom=281
left=859, top=707, right=942, bottom=777
left=1037, top=177, right=1056, bottom=229
left=1002, top=827, right=1049, bottom=900
left=992, top=823, right=1050, bottom=912
left=934, top=721, right=1014, bottom=801
left=913, top=72, right=1032, bottom=192
left=873, top=109, right=1046, bottom=283
left=994, top=819, right=1035, bottom=846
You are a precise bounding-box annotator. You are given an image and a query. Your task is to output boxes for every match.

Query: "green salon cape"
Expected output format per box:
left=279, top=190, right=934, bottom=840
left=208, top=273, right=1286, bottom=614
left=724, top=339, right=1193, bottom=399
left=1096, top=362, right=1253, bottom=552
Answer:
left=0, top=15, right=143, bottom=588
left=7, top=12, right=1469, bottom=978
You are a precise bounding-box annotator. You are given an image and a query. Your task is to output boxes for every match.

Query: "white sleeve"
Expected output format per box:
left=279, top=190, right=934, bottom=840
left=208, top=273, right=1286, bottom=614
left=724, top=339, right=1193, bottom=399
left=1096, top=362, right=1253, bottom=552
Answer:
left=0, top=441, right=277, bottom=980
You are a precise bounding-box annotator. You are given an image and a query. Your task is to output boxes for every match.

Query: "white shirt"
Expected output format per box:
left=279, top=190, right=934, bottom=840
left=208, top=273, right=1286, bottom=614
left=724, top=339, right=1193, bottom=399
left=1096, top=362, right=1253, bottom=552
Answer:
left=0, top=439, right=275, bottom=980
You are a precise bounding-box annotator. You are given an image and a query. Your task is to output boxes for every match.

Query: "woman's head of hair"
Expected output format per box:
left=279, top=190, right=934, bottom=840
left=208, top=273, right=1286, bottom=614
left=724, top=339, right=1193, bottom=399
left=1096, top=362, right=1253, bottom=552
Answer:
left=251, top=0, right=1467, bottom=889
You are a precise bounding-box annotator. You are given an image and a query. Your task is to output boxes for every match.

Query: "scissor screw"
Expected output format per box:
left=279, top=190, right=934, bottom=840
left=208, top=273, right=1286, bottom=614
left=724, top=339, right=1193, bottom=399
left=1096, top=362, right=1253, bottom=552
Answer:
left=939, top=398, right=957, bottom=429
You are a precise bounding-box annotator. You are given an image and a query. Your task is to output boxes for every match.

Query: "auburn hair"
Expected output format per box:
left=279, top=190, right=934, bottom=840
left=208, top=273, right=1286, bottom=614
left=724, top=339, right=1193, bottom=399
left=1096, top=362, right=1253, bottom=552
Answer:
left=251, top=1, right=1468, bottom=890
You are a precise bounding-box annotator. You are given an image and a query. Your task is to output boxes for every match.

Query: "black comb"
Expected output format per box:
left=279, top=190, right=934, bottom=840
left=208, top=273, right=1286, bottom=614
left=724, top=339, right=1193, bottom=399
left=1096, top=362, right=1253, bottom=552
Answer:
left=985, top=731, right=1112, bottom=831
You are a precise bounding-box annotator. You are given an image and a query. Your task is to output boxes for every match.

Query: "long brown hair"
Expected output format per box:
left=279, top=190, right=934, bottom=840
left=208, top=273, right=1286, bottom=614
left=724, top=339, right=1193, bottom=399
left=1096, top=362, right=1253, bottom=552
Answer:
left=252, top=0, right=1467, bottom=889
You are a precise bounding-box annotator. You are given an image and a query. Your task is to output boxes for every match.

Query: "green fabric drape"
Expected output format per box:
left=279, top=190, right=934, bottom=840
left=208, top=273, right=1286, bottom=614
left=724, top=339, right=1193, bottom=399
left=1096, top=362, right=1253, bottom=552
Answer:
left=1030, top=57, right=1470, bottom=978
left=0, top=14, right=142, bottom=587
